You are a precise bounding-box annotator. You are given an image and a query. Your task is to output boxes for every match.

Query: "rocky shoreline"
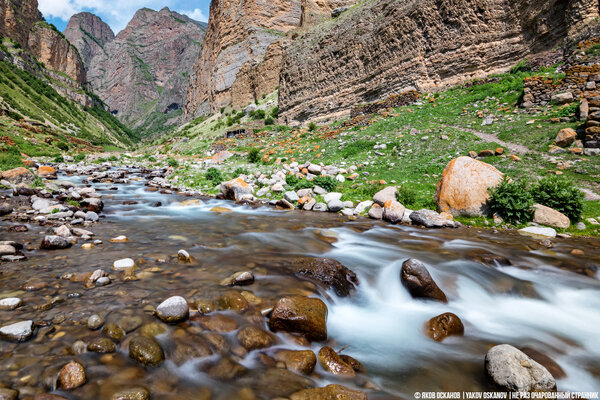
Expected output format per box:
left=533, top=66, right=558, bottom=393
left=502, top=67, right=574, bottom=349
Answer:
left=0, top=159, right=594, bottom=398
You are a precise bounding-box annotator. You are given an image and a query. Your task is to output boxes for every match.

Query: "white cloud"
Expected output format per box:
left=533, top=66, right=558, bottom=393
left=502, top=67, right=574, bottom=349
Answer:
left=180, top=8, right=208, bottom=22
left=38, top=0, right=210, bottom=33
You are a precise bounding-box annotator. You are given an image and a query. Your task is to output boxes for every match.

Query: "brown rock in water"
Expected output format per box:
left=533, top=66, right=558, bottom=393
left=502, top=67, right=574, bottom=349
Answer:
left=172, top=338, right=213, bottom=365
left=521, top=347, right=566, bottom=379
left=290, top=384, right=367, bottom=400
left=58, top=361, right=86, bottom=390
left=424, top=313, right=465, bottom=342
left=219, top=291, right=249, bottom=312
left=87, top=337, right=116, bottom=353
left=273, top=349, right=317, bottom=375
left=207, top=357, right=246, bottom=380
left=435, top=157, right=503, bottom=217
left=195, top=314, right=238, bottom=333
left=34, top=395, right=69, bottom=400
left=0, top=388, right=18, bottom=400
left=102, top=323, right=125, bottom=341
left=465, top=249, right=512, bottom=266
left=237, top=326, right=275, bottom=350
left=1, top=168, right=35, bottom=185
left=290, top=257, right=359, bottom=297
left=401, top=259, right=447, bottom=302
left=318, top=346, right=355, bottom=376
left=268, top=296, right=328, bottom=341
left=339, top=354, right=366, bottom=373
left=109, top=387, right=150, bottom=400
left=128, top=336, right=165, bottom=366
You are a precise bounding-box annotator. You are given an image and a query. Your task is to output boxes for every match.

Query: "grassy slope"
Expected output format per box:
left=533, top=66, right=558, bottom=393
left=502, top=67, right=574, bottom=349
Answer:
left=139, top=64, right=600, bottom=236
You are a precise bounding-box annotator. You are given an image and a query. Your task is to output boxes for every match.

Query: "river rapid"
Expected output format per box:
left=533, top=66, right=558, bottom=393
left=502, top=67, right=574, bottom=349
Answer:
left=1, top=168, right=599, bottom=399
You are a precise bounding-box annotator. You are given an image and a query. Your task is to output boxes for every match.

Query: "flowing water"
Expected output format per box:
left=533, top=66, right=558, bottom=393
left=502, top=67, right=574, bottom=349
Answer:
left=1, top=169, right=599, bottom=399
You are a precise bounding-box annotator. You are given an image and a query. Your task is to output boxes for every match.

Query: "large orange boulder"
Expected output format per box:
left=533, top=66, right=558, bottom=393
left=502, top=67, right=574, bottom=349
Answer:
left=435, top=157, right=503, bottom=217
left=37, top=166, right=56, bottom=178
left=555, top=128, right=577, bottom=148
left=1, top=167, right=35, bottom=185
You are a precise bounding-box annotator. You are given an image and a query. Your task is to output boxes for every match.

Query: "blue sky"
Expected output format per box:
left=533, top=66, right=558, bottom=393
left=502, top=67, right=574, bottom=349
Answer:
left=39, top=0, right=211, bottom=34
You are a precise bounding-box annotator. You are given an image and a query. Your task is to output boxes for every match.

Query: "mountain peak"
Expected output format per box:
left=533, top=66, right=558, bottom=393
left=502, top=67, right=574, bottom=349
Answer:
left=64, top=11, right=114, bottom=67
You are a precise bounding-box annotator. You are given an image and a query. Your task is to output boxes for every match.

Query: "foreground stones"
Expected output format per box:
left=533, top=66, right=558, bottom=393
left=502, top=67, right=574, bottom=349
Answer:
left=156, top=296, right=189, bottom=323
left=1, top=167, right=35, bottom=185
left=485, top=344, right=556, bottom=391
left=0, top=320, right=34, bottom=342
left=435, top=156, right=503, bottom=217
left=268, top=296, right=328, bottom=341
left=274, top=350, right=317, bottom=375
left=290, top=384, right=367, bottom=400
left=221, top=177, right=253, bottom=201
left=129, top=336, right=165, bottom=366
left=318, top=346, right=355, bottom=376
left=0, top=298, right=22, bottom=311
left=424, top=313, right=464, bottom=342
left=58, top=361, right=86, bottom=390
left=401, top=259, right=447, bottom=302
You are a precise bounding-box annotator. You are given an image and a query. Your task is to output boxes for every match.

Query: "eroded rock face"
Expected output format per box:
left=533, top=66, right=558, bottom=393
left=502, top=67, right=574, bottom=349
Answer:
left=435, top=157, right=504, bottom=217
left=64, top=12, right=115, bottom=67
left=279, top=0, right=599, bottom=125
left=79, top=8, right=206, bottom=130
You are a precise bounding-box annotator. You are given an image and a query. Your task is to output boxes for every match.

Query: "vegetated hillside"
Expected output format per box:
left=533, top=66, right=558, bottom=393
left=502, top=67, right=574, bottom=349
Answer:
left=278, top=0, right=600, bottom=125
left=67, top=8, right=207, bottom=137
left=0, top=42, right=135, bottom=152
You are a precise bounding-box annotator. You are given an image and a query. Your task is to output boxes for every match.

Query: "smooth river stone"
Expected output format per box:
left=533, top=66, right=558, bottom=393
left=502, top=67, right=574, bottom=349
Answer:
left=0, top=320, right=34, bottom=342
left=113, top=258, right=136, bottom=270
left=0, top=297, right=22, bottom=310
left=156, top=296, right=189, bottom=323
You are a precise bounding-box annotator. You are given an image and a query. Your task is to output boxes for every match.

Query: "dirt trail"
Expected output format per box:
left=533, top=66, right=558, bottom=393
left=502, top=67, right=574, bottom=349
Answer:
left=441, top=124, right=533, bottom=155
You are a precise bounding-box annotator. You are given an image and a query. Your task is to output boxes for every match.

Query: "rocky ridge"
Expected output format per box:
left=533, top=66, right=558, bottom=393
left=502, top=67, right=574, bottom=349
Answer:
left=68, top=8, right=207, bottom=133
left=278, top=0, right=600, bottom=125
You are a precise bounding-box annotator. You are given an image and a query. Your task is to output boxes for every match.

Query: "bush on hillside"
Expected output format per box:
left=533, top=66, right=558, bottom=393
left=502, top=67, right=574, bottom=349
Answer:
left=233, top=167, right=249, bottom=177
left=286, top=174, right=300, bottom=187
left=166, top=157, right=179, bottom=168
left=313, top=175, right=337, bottom=192
left=248, top=148, right=261, bottom=164
left=531, top=176, right=584, bottom=222
left=206, top=167, right=223, bottom=185
left=488, top=177, right=534, bottom=224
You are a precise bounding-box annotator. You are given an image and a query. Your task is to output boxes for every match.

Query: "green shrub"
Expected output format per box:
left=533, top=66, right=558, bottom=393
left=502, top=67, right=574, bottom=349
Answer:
left=308, top=122, right=317, bottom=132
left=107, top=155, right=118, bottom=162
left=206, top=167, right=224, bottom=185
left=531, top=176, right=584, bottom=222
left=56, top=142, right=69, bottom=151
left=341, top=140, right=375, bottom=158
left=32, top=177, right=44, bottom=188
left=271, top=107, right=279, bottom=118
left=488, top=177, right=534, bottom=224
left=233, top=167, right=249, bottom=177
left=53, top=155, right=65, bottom=163
left=253, top=109, right=266, bottom=120
left=286, top=174, right=300, bottom=187
left=248, top=148, right=261, bottom=164
left=294, top=179, right=314, bottom=190
left=397, top=185, right=418, bottom=207
left=264, top=117, right=274, bottom=125
left=74, top=153, right=85, bottom=162
left=313, top=176, right=337, bottom=192
left=0, top=146, right=23, bottom=169
left=166, top=157, right=179, bottom=168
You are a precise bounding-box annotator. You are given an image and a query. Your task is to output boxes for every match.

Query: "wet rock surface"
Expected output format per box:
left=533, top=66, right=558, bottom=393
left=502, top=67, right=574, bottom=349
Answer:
left=268, top=296, right=328, bottom=341
left=401, top=259, right=448, bottom=302
left=424, top=313, right=465, bottom=342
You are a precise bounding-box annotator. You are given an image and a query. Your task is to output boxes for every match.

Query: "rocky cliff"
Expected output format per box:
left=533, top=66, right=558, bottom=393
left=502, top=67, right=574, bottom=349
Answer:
left=75, top=8, right=206, bottom=133
left=0, top=0, right=87, bottom=92
left=63, top=12, right=114, bottom=67
left=279, top=0, right=600, bottom=125
left=185, top=0, right=359, bottom=118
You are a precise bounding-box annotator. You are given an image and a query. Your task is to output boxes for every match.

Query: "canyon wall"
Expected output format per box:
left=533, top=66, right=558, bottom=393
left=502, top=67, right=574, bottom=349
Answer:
left=279, top=0, right=600, bottom=125
left=64, top=12, right=114, bottom=67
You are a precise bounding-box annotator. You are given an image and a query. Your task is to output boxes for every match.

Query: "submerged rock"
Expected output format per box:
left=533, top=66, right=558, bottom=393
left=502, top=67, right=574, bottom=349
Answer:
left=318, top=346, right=355, bottom=376
left=268, top=296, right=327, bottom=341
left=424, top=312, right=464, bottom=342
left=220, top=271, right=255, bottom=286
left=109, top=387, right=150, bottom=400
left=290, top=384, right=367, bottom=400
left=129, top=336, right=165, bottom=366
left=0, top=297, right=22, bottom=311
left=401, top=259, right=447, bottom=302
left=485, top=344, right=556, bottom=391
left=58, top=361, right=86, bottom=390
left=237, top=326, right=275, bottom=350
left=273, top=349, right=317, bottom=375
